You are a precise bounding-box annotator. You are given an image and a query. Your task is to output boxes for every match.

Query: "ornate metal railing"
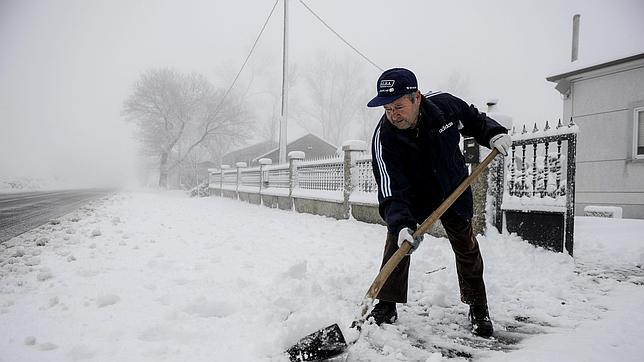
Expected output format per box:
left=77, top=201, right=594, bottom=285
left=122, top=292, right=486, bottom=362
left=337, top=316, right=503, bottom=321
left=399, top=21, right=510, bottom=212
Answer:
left=295, top=155, right=344, bottom=191
left=355, top=152, right=378, bottom=193
left=494, top=118, right=578, bottom=255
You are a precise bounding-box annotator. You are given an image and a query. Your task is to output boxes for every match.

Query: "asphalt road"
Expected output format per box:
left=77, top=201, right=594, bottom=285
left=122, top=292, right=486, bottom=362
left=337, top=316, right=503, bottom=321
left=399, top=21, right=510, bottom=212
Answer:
left=0, top=189, right=115, bottom=243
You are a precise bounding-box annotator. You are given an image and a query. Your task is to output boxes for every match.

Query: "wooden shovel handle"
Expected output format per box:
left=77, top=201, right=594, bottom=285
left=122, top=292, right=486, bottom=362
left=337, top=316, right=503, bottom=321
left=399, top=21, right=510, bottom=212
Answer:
left=363, top=148, right=500, bottom=306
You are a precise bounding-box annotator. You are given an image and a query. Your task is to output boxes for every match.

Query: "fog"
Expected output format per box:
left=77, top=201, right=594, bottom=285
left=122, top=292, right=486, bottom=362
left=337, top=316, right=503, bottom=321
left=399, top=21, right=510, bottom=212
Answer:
left=1, top=0, right=643, bottom=188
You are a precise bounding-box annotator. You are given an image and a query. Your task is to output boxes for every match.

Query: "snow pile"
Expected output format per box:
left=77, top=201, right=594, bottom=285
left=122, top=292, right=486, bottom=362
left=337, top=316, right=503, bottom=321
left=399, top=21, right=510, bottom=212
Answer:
left=583, top=205, right=623, bottom=218
left=0, top=191, right=643, bottom=361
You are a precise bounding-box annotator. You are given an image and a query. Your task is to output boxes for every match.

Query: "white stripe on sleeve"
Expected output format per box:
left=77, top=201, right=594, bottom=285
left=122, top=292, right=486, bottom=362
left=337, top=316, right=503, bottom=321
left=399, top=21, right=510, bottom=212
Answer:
left=374, top=126, right=392, bottom=198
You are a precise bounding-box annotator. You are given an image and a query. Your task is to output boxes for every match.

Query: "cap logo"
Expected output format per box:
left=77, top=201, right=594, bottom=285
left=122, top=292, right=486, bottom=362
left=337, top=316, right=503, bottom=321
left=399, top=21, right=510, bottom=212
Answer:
left=367, top=68, right=418, bottom=107
left=380, top=80, right=395, bottom=88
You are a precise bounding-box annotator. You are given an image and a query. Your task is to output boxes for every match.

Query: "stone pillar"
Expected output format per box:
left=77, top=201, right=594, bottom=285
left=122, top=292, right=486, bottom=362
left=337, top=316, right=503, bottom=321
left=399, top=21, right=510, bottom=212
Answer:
left=220, top=164, right=230, bottom=198
left=207, top=168, right=218, bottom=196
left=288, top=151, right=305, bottom=196
left=342, top=140, right=367, bottom=219
left=235, top=162, right=247, bottom=200
left=258, top=158, right=272, bottom=193
left=287, top=151, right=305, bottom=210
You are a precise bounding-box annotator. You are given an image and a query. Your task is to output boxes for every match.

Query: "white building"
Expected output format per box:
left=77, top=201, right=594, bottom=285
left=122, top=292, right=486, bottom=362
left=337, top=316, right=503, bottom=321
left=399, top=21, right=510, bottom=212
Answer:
left=547, top=52, right=644, bottom=219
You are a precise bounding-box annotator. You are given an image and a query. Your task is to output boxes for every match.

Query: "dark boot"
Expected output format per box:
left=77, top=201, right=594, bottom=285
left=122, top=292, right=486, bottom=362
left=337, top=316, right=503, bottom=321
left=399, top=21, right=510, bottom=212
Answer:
left=366, top=301, right=398, bottom=325
left=469, top=304, right=494, bottom=337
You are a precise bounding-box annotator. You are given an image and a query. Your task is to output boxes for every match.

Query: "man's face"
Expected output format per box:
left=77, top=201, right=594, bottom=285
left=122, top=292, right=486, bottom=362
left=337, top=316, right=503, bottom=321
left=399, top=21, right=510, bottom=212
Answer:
left=384, top=92, right=420, bottom=130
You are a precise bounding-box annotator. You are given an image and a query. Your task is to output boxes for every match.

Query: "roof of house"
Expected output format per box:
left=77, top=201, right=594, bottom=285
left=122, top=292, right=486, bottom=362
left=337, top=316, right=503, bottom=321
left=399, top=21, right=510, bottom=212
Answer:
left=197, top=161, right=217, bottom=168
left=222, top=140, right=278, bottom=162
left=253, top=133, right=337, bottom=162
left=546, top=51, right=644, bottom=82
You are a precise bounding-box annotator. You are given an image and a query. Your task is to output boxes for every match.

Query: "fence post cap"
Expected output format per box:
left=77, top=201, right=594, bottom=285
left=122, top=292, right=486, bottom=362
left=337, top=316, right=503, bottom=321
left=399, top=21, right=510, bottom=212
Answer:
left=235, top=162, right=247, bottom=168
left=341, top=140, right=367, bottom=151
left=220, top=164, right=231, bottom=170
left=288, top=151, right=305, bottom=160
left=258, top=158, right=273, bottom=165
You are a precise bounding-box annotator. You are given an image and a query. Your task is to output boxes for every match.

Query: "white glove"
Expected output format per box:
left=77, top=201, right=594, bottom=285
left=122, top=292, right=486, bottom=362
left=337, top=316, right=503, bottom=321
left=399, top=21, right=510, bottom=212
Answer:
left=489, top=133, right=512, bottom=156
left=398, top=227, right=423, bottom=255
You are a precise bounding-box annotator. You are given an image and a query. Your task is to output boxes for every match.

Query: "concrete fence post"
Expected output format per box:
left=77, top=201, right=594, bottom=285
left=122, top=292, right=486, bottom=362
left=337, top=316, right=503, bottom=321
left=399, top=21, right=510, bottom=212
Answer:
left=342, top=140, right=368, bottom=219
left=220, top=164, right=230, bottom=197
left=288, top=151, right=305, bottom=198
left=287, top=151, right=305, bottom=211
left=258, top=158, right=272, bottom=207
left=235, top=162, right=247, bottom=200
left=258, top=158, right=272, bottom=194
left=207, top=168, right=218, bottom=196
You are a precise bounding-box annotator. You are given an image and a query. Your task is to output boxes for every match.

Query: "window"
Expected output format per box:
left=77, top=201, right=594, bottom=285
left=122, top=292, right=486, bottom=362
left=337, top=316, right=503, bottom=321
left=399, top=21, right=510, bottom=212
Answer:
left=636, top=107, right=644, bottom=159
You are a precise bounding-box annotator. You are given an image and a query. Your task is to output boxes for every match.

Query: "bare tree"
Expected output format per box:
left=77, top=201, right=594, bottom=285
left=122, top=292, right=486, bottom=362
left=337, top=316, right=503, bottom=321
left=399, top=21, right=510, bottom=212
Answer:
left=356, top=106, right=383, bottom=143
left=255, top=60, right=299, bottom=143
left=300, top=54, right=369, bottom=146
left=177, top=143, right=210, bottom=189
left=261, top=95, right=280, bottom=142
left=438, top=71, right=471, bottom=98
left=122, top=68, right=249, bottom=188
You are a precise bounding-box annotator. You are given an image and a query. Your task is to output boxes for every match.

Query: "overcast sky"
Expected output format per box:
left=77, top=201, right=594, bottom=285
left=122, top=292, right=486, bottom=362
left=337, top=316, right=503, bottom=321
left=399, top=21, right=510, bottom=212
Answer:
left=1, top=0, right=643, bottom=185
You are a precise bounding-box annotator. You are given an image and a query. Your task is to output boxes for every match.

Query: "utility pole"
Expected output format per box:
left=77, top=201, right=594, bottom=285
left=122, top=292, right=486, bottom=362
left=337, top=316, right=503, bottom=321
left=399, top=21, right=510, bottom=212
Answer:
left=279, top=0, right=289, bottom=164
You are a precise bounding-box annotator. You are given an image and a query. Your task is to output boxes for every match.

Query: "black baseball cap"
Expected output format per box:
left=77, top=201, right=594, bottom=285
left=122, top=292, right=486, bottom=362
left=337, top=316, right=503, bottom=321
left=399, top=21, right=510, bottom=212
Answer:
left=367, top=68, right=418, bottom=107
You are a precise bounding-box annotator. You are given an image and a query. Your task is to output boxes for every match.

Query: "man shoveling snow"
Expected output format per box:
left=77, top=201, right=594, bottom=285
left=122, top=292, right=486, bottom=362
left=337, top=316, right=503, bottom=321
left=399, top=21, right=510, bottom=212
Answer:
left=366, top=67, right=511, bottom=337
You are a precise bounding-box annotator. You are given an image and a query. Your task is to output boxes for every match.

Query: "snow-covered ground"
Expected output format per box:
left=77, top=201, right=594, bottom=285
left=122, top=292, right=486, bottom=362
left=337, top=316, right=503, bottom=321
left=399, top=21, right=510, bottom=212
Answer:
left=1, top=190, right=643, bottom=362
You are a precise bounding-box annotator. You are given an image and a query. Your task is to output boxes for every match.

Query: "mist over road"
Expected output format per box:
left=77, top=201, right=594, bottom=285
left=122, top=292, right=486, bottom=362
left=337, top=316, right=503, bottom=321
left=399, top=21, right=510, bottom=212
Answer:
left=0, top=189, right=114, bottom=243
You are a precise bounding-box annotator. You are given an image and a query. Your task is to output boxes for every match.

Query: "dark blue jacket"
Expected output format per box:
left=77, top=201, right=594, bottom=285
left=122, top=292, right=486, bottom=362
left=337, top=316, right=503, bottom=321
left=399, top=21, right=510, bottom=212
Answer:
left=371, top=92, right=507, bottom=235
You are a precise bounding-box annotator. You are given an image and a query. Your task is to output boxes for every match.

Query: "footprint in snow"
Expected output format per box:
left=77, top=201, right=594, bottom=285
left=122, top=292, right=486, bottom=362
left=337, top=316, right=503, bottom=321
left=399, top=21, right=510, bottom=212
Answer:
left=282, top=261, right=307, bottom=280
left=38, top=342, right=58, bottom=351
left=184, top=297, right=236, bottom=318
left=24, top=336, right=37, bottom=345
left=67, top=344, right=96, bottom=360
left=24, top=257, right=41, bottom=266
left=37, top=270, right=54, bottom=282
left=96, top=294, right=120, bottom=308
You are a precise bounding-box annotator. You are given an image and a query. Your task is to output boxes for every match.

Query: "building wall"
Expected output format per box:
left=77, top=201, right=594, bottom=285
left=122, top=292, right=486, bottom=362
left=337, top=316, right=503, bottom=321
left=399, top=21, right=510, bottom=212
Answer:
left=564, top=61, right=644, bottom=218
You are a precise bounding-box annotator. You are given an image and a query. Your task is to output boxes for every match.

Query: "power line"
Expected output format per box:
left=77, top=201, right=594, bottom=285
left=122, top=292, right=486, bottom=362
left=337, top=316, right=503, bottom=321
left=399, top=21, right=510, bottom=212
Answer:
left=212, top=0, right=280, bottom=117
left=297, top=0, right=384, bottom=72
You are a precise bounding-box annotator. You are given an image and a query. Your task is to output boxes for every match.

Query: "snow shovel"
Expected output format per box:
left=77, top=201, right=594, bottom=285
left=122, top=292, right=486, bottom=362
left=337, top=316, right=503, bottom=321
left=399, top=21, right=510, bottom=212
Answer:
left=286, top=149, right=501, bottom=362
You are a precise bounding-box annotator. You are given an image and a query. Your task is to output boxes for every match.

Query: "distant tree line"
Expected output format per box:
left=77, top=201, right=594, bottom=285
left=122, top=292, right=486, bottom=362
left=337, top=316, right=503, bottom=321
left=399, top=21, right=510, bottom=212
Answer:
left=122, top=68, right=249, bottom=188
left=122, top=59, right=470, bottom=189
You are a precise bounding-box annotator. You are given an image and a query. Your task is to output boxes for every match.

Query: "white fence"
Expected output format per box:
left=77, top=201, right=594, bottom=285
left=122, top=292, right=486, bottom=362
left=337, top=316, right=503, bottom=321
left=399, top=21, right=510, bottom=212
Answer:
left=209, top=123, right=579, bottom=247
left=208, top=141, right=380, bottom=221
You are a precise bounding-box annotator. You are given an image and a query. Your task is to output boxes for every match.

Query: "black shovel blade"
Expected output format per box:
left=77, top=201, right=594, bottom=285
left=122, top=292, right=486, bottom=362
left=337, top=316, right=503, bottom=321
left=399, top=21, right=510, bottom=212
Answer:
left=286, top=323, right=348, bottom=361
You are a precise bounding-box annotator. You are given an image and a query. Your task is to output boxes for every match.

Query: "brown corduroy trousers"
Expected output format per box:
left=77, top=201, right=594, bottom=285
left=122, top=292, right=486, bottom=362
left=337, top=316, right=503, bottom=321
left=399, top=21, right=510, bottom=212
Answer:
left=375, top=211, right=488, bottom=305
